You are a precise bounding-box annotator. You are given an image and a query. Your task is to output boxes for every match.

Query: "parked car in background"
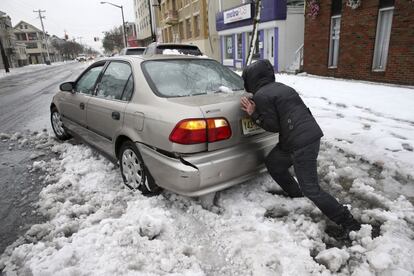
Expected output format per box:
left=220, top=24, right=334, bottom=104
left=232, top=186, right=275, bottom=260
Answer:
left=143, top=42, right=203, bottom=56
left=76, top=54, right=87, bottom=62
left=119, top=47, right=146, bottom=56
left=50, top=55, right=277, bottom=196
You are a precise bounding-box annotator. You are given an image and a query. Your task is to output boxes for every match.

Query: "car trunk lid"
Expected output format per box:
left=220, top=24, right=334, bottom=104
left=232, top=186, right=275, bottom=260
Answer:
left=167, top=92, right=272, bottom=152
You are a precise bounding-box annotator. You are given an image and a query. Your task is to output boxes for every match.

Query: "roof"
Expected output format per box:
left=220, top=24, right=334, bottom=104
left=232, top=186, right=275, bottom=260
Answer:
left=13, top=20, right=42, bottom=32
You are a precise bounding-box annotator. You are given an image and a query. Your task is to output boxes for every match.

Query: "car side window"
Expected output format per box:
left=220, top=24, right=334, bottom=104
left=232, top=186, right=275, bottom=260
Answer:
left=75, top=65, right=104, bottom=94
left=96, top=61, right=132, bottom=100
left=121, top=75, right=134, bottom=101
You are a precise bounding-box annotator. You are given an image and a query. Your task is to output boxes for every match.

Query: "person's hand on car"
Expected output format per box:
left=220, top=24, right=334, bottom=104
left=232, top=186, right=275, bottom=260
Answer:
left=241, top=97, right=256, bottom=116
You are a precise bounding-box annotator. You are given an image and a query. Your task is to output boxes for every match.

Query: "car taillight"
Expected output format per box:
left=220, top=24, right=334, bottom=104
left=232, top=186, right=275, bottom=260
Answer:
left=169, top=118, right=232, bottom=145
left=207, top=118, right=232, bottom=142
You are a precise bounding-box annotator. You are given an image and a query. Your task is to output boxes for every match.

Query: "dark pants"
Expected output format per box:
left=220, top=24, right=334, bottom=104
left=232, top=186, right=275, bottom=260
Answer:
left=265, top=139, right=346, bottom=224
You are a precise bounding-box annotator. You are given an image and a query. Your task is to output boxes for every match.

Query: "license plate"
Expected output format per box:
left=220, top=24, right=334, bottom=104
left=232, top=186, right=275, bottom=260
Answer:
left=241, top=118, right=263, bottom=135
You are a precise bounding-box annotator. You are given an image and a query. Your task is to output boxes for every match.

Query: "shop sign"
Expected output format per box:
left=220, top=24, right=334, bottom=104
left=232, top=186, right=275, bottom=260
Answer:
left=224, top=4, right=251, bottom=24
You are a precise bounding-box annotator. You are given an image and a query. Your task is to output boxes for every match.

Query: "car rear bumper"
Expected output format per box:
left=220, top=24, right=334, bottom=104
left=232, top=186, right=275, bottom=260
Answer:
left=137, top=133, right=277, bottom=197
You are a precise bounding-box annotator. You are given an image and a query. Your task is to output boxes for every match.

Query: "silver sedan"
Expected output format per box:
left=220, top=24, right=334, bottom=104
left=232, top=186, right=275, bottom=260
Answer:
left=50, top=55, right=277, bottom=196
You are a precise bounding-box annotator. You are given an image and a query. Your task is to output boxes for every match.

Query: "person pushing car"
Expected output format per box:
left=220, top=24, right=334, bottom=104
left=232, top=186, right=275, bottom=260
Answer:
left=240, top=59, right=361, bottom=236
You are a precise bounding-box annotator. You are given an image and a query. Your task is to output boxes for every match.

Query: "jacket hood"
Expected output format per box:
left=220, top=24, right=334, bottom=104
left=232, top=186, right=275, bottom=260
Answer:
left=241, top=59, right=275, bottom=94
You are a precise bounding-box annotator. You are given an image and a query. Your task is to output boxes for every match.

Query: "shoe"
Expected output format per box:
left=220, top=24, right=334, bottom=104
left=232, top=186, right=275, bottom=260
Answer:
left=340, top=211, right=361, bottom=236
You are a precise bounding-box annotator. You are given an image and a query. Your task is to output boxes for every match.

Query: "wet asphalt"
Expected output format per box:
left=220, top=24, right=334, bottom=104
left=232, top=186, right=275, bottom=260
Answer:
left=0, top=62, right=85, bottom=255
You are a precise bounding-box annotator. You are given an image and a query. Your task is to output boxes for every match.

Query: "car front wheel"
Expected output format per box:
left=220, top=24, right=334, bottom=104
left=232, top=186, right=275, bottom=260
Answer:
left=119, top=141, right=161, bottom=195
left=51, top=107, right=71, bottom=140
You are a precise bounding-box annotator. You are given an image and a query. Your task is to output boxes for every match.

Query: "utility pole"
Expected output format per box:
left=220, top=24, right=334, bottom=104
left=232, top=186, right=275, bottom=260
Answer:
left=0, top=38, right=10, bottom=73
left=246, top=0, right=262, bottom=65
left=100, top=2, right=127, bottom=48
left=77, top=37, right=84, bottom=54
left=148, top=0, right=156, bottom=42
left=33, top=9, right=51, bottom=65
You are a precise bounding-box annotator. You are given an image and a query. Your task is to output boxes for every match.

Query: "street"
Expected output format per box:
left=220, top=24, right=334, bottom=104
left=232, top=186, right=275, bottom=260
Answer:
left=0, top=62, right=86, bottom=254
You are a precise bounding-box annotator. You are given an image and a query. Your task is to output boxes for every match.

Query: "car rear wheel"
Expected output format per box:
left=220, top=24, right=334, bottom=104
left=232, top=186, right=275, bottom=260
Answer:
left=119, top=141, right=161, bottom=195
left=51, top=107, right=71, bottom=140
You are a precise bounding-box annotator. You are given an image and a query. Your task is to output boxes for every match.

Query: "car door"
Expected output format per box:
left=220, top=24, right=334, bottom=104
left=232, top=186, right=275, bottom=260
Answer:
left=86, top=60, right=134, bottom=156
left=59, top=62, right=106, bottom=134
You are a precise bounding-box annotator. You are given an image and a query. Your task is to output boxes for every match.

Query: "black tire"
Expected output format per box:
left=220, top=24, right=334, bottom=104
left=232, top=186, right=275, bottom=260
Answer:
left=51, top=107, right=71, bottom=140
left=119, top=141, right=161, bottom=195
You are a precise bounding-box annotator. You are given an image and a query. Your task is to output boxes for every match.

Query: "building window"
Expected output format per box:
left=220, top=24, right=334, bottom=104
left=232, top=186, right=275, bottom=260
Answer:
left=186, top=18, right=192, bottom=39
left=194, top=15, right=200, bottom=37
left=179, top=21, right=184, bottom=40
left=15, top=33, right=25, bottom=41
left=168, top=27, right=173, bottom=43
left=328, top=15, right=341, bottom=68
left=372, top=7, right=394, bottom=71
left=247, top=32, right=260, bottom=60
left=26, top=42, right=37, bottom=49
left=224, top=35, right=233, bottom=60
left=236, top=33, right=242, bottom=60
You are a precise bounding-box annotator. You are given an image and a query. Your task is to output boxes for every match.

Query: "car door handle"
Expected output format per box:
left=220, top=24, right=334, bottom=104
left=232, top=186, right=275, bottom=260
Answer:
left=112, top=111, right=120, bottom=120
left=80, top=102, right=85, bottom=110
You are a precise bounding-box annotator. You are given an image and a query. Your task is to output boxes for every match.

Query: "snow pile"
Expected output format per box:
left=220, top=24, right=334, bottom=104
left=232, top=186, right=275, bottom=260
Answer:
left=1, top=134, right=414, bottom=275
left=162, top=49, right=184, bottom=55
left=315, top=247, right=349, bottom=272
left=162, top=49, right=209, bottom=58
left=218, top=86, right=233, bottom=94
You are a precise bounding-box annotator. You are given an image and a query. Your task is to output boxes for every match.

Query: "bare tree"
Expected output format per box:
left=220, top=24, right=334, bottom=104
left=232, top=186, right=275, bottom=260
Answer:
left=245, top=0, right=261, bottom=65
left=51, top=39, right=84, bottom=60
left=102, top=26, right=124, bottom=54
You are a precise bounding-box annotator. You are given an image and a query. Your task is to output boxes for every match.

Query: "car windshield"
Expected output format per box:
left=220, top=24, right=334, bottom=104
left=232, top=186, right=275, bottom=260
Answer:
left=126, top=48, right=145, bottom=55
left=142, top=59, right=244, bottom=97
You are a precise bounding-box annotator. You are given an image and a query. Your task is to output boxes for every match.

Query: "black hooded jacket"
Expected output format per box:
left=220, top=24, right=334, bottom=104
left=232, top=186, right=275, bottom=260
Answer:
left=242, top=60, right=323, bottom=151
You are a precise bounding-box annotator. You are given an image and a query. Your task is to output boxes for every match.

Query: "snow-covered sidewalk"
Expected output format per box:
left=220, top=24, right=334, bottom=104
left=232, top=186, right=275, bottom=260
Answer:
left=278, top=74, right=414, bottom=180
left=0, top=75, right=413, bottom=275
left=0, top=61, right=76, bottom=79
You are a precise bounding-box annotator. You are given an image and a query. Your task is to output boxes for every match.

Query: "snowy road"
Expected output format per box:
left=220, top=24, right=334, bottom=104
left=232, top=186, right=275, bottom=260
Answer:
left=0, top=62, right=87, bottom=255
left=0, top=62, right=86, bottom=132
left=0, top=70, right=413, bottom=275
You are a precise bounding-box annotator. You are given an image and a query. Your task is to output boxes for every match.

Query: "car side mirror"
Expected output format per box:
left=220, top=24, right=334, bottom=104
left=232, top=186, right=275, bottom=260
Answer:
left=60, top=82, right=74, bottom=93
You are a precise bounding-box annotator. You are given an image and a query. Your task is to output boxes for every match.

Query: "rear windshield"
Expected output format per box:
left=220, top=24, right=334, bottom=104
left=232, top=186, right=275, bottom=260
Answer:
left=156, top=45, right=202, bottom=56
left=126, top=48, right=145, bottom=55
left=142, top=59, right=244, bottom=97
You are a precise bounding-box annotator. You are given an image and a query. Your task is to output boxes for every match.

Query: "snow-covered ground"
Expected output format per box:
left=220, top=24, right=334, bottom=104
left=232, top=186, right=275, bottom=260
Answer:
left=0, top=74, right=413, bottom=276
left=0, top=61, right=74, bottom=80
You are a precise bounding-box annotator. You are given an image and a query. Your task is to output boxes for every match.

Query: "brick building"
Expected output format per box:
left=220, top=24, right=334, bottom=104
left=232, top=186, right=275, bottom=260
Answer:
left=303, top=0, right=414, bottom=86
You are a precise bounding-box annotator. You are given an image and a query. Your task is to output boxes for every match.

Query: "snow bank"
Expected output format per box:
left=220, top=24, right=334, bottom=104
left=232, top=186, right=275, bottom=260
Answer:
left=1, top=131, right=413, bottom=275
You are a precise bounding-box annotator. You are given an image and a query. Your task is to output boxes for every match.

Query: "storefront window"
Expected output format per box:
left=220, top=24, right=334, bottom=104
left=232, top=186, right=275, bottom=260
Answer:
left=247, top=32, right=260, bottom=60
left=236, top=33, right=242, bottom=60
left=224, top=35, right=233, bottom=60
